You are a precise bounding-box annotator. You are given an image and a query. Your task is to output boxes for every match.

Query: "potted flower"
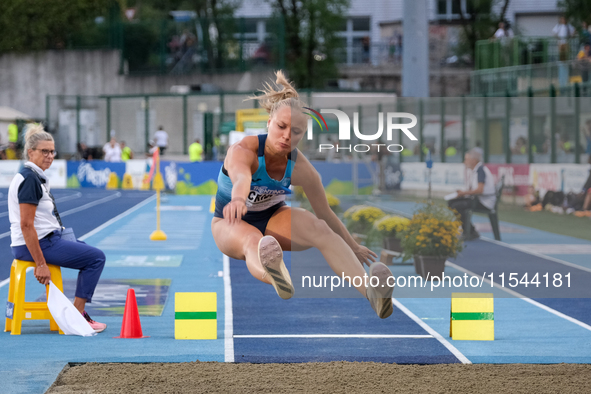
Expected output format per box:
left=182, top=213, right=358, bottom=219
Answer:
left=298, top=190, right=341, bottom=215
left=325, top=192, right=341, bottom=215
left=372, top=215, right=411, bottom=252
left=343, top=205, right=386, bottom=243
left=398, top=203, right=463, bottom=280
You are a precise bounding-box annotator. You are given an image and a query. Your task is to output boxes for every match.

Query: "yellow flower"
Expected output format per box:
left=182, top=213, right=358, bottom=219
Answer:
left=325, top=193, right=340, bottom=207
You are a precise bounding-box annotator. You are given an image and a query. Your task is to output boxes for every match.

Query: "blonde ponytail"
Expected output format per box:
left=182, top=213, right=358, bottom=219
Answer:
left=23, top=123, right=53, bottom=160
left=247, top=70, right=305, bottom=114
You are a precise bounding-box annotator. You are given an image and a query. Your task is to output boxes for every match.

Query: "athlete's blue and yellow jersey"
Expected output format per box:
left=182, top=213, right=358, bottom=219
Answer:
left=214, top=134, right=297, bottom=216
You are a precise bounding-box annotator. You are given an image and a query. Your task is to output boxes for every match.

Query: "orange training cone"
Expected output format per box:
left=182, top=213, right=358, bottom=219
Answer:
left=114, top=289, right=149, bottom=338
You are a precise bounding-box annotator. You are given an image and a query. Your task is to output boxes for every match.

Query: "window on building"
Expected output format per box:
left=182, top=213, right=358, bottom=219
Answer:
left=437, top=0, right=447, bottom=15
left=436, top=0, right=466, bottom=20
left=352, top=17, right=370, bottom=32
left=242, top=18, right=258, bottom=34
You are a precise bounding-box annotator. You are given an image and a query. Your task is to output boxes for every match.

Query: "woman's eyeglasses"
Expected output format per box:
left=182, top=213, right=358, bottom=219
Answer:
left=33, top=149, right=58, bottom=157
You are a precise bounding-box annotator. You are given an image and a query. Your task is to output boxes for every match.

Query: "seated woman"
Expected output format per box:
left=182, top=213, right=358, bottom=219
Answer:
left=211, top=71, right=395, bottom=319
left=8, top=124, right=107, bottom=333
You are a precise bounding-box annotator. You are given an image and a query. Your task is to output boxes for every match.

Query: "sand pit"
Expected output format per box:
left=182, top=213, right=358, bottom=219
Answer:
left=46, top=361, right=591, bottom=393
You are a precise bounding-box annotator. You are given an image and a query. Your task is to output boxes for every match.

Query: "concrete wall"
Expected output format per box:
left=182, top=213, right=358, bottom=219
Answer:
left=339, top=65, right=472, bottom=97
left=0, top=50, right=275, bottom=119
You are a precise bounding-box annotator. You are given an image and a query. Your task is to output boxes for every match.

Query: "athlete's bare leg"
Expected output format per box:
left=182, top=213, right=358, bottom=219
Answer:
left=265, top=206, right=369, bottom=297
left=211, top=218, right=271, bottom=284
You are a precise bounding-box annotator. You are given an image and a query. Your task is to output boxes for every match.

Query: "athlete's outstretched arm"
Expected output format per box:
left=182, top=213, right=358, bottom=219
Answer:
left=223, top=138, right=258, bottom=224
left=292, top=152, right=377, bottom=265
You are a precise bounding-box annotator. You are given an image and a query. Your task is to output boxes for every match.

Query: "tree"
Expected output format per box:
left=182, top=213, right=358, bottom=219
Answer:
left=268, top=0, right=349, bottom=89
left=456, top=0, right=511, bottom=63
left=558, top=0, right=591, bottom=25
left=0, top=0, right=117, bottom=52
left=189, top=0, right=241, bottom=70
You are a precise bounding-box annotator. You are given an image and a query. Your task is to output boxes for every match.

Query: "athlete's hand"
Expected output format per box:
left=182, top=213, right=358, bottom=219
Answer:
left=353, top=244, right=378, bottom=266
left=224, top=198, right=247, bottom=224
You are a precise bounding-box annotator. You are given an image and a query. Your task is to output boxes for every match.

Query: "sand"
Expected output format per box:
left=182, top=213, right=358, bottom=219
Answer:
left=46, top=361, right=591, bottom=393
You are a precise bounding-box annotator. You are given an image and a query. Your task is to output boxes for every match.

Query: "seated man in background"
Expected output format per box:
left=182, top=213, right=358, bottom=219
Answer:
left=448, top=148, right=497, bottom=240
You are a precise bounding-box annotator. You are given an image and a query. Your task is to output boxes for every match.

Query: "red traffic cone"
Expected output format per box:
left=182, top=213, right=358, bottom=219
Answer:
left=114, top=289, right=149, bottom=338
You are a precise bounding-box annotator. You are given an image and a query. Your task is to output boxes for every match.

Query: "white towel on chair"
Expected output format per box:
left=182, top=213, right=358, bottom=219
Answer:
left=47, top=281, right=96, bottom=337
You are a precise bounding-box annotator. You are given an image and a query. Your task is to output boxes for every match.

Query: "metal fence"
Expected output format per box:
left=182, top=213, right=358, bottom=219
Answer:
left=471, top=60, right=591, bottom=96
left=475, top=37, right=583, bottom=70
left=45, top=92, right=591, bottom=166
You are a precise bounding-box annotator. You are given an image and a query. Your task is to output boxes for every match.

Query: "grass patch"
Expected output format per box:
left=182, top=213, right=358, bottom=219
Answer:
left=495, top=203, right=591, bottom=242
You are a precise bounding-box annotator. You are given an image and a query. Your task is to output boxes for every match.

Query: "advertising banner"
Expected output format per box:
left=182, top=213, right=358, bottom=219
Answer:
left=67, top=161, right=126, bottom=188
left=400, top=163, right=465, bottom=192
left=486, top=164, right=530, bottom=196
left=0, top=160, right=67, bottom=188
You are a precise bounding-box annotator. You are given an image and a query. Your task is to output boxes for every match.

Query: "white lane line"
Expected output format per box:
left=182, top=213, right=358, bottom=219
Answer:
left=0, top=193, right=124, bottom=241
left=391, top=298, right=472, bottom=364
left=60, top=192, right=121, bottom=218
left=233, top=334, right=433, bottom=339
left=223, top=254, right=234, bottom=363
left=0, top=194, right=156, bottom=288
left=446, top=261, right=591, bottom=333
left=0, top=192, right=83, bottom=217
left=0, top=267, right=33, bottom=288
left=78, top=194, right=155, bottom=240
left=482, top=238, right=591, bottom=274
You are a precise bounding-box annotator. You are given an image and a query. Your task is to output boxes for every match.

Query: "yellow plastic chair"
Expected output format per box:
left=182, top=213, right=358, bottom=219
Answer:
left=4, top=260, right=64, bottom=335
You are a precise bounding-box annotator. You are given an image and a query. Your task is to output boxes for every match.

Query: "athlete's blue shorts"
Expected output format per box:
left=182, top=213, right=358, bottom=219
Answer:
left=214, top=199, right=286, bottom=235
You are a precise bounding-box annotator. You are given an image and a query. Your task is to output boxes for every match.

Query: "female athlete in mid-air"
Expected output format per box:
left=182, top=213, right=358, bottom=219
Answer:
left=211, top=71, right=395, bottom=318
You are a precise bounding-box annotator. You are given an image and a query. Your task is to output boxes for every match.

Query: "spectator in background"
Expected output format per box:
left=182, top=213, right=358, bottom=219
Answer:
left=582, top=156, right=591, bottom=212
left=524, top=186, right=541, bottom=210
left=212, top=136, right=221, bottom=161
left=0, top=135, right=7, bottom=160
left=580, top=21, right=591, bottom=45
left=445, top=143, right=458, bottom=158
left=577, top=42, right=591, bottom=82
left=103, top=137, right=122, bottom=162
left=153, top=126, right=169, bottom=155
left=361, top=36, right=370, bottom=63
left=189, top=138, right=204, bottom=162
left=5, top=142, right=19, bottom=160
left=492, top=21, right=514, bottom=40
left=585, top=119, right=591, bottom=156
left=553, top=16, right=576, bottom=61
left=121, top=141, right=133, bottom=161
left=8, top=122, right=18, bottom=145
left=447, top=148, right=496, bottom=241
left=77, top=142, right=93, bottom=161
left=147, top=140, right=158, bottom=157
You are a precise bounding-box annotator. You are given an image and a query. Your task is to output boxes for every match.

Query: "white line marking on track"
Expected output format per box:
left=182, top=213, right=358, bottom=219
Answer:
left=78, top=194, right=155, bottom=241
left=482, top=238, right=591, bottom=274
left=391, top=298, right=472, bottom=364
left=0, top=267, right=33, bottom=288
left=446, top=261, right=591, bottom=333
left=0, top=192, right=125, bottom=241
left=0, top=194, right=156, bottom=287
left=0, top=192, right=83, bottom=217
left=223, top=254, right=234, bottom=362
left=60, top=192, right=121, bottom=218
left=233, top=334, right=434, bottom=339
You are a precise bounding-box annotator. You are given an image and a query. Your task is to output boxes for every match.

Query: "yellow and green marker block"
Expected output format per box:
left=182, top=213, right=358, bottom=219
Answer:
left=450, top=292, right=494, bottom=341
left=175, top=292, right=217, bottom=340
